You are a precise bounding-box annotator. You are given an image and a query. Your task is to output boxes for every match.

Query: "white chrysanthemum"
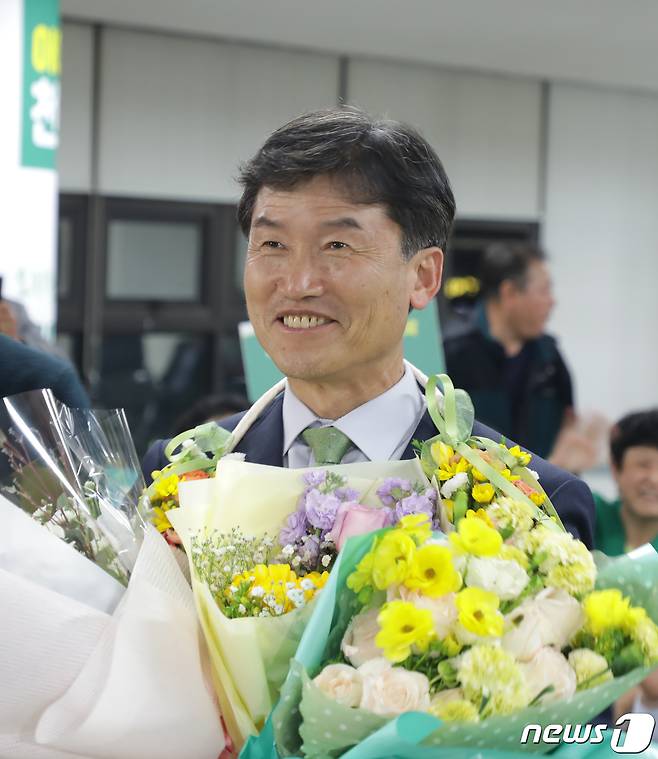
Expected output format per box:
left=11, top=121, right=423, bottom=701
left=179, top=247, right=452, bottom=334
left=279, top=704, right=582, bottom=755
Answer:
left=568, top=649, right=612, bottom=689
left=486, top=497, right=535, bottom=535
left=634, top=617, right=658, bottom=662
left=441, top=472, right=469, bottom=499
left=465, top=557, right=529, bottom=600
left=457, top=644, right=529, bottom=716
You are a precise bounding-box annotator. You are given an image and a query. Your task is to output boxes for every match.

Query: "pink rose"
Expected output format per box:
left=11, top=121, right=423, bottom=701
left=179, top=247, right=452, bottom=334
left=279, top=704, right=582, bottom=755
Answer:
left=329, top=503, right=391, bottom=551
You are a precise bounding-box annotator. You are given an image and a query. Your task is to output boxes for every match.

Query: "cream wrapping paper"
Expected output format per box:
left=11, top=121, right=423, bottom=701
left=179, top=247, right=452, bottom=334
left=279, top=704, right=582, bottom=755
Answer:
left=0, top=496, right=224, bottom=759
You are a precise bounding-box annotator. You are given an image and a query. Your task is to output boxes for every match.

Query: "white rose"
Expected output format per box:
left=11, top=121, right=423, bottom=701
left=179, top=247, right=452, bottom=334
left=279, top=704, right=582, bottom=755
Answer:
left=359, top=658, right=430, bottom=717
left=394, top=586, right=458, bottom=638
left=429, top=687, right=465, bottom=709
left=502, top=587, right=585, bottom=661
left=313, top=664, right=363, bottom=707
left=465, top=557, right=529, bottom=600
left=441, top=472, right=469, bottom=499
left=341, top=608, right=383, bottom=667
left=521, top=647, right=576, bottom=704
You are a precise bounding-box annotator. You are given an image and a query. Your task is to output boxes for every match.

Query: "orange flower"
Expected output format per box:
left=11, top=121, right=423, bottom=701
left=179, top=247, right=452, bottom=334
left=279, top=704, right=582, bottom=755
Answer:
left=180, top=469, right=211, bottom=482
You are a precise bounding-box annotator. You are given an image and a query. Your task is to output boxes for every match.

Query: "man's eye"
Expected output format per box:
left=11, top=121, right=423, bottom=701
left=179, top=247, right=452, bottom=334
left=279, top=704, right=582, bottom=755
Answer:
left=263, top=241, right=283, bottom=249
left=328, top=241, right=348, bottom=251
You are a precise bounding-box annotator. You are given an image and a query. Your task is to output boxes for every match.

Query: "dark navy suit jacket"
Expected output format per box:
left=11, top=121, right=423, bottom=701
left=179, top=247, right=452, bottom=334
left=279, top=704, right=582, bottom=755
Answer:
left=143, top=393, right=595, bottom=547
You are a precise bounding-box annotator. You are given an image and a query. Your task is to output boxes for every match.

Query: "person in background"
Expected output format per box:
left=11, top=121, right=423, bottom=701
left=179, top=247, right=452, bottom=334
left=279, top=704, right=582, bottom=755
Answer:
left=0, top=276, right=65, bottom=357
left=443, top=242, right=594, bottom=468
left=593, top=409, right=658, bottom=724
left=0, top=333, right=89, bottom=408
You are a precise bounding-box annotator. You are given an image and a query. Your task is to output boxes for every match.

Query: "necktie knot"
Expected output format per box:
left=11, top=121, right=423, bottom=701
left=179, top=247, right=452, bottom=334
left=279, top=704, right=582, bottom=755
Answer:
left=301, top=425, right=353, bottom=465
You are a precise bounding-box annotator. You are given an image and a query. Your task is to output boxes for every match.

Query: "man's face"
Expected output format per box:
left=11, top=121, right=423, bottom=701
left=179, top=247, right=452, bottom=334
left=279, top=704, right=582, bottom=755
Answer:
left=506, top=260, right=555, bottom=340
left=614, top=446, right=658, bottom=520
left=244, top=175, right=440, bottom=388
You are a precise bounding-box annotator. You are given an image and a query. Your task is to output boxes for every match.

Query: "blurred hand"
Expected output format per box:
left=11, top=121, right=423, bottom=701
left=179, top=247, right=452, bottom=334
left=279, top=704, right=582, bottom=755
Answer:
left=0, top=301, right=18, bottom=339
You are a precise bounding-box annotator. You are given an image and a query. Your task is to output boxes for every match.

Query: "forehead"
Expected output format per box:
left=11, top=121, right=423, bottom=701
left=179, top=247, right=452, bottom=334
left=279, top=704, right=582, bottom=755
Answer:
left=250, top=175, right=394, bottom=231
left=622, top=445, right=658, bottom=464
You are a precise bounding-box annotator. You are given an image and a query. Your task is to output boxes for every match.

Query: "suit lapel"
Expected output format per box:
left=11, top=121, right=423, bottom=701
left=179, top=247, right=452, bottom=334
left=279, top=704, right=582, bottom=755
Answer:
left=401, top=410, right=438, bottom=460
left=233, top=394, right=285, bottom=467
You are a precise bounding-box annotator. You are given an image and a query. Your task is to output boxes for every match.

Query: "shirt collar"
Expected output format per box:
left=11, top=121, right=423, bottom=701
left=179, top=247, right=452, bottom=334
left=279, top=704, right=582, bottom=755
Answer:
left=282, top=364, right=425, bottom=462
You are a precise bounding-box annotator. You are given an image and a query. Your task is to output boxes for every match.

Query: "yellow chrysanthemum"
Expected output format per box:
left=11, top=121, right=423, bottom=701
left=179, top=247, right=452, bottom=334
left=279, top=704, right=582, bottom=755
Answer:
left=498, top=544, right=529, bottom=569
left=449, top=516, right=502, bottom=557
left=456, top=587, right=504, bottom=637
left=499, top=468, right=520, bottom=483
left=431, top=441, right=470, bottom=481
left=375, top=600, right=435, bottom=662
left=371, top=531, right=416, bottom=589
left=429, top=698, right=479, bottom=722
left=152, top=505, right=173, bottom=533
left=151, top=471, right=180, bottom=501
left=465, top=508, right=494, bottom=528
left=398, top=513, right=432, bottom=544
left=472, top=483, right=495, bottom=504
left=457, top=644, right=528, bottom=715
left=347, top=551, right=375, bottom=595
left=568, top=649, right=612, bottom=689
left=507, top=445, right=532, bottom=467
left=530, top=491, right=546, bottom=506
left=404, top=544, right=462, bottom=597
left=583, top=589, right=632, bottom=635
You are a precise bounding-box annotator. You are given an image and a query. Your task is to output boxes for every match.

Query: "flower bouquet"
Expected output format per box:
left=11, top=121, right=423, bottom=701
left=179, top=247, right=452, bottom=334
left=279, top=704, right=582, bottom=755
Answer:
left=168, top=455, right=437, bottom=751
left=0, top=390, right=225, bottom=758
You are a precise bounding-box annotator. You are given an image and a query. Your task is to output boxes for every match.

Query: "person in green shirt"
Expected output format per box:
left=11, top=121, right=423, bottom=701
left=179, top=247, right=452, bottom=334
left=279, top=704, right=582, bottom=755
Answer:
left=594, top=408, right=658, bottom=723
left=594, top=409, right=658, bottom=555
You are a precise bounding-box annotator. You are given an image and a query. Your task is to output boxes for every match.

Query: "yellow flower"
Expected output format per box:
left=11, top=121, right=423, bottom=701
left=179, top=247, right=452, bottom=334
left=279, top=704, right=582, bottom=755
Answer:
left=466, top=508, right=494, bottom=528
left=398, top=513, right=432, bottom=544
left=443, top=499, right=454, bottom=521
left=508, top=445, right=532, bottom=467
left=456, top=587, right=504, bottom=637
left=472, top=483, right=495, bottom=504
left=431, top=441, right=470, bottom=481
left=404, top=544, right=462, bottom=597
left=449, top=517, right=502, bottom=557
left=583, top=589, right=632, bottom=635
left=429, top=698, right=479, bottom=722
left=530, top=491, right=546, bottom=506
left=471, top=467, right=488, bottom=483
left=347, top=551, right=375, bottom=595
left=442, top=633, right=463, bottom=657
left=152, top=506, right=173, bottom=533
left=371, top=531, right=416, bottom=589
left=152, top=471, right=180, bottom=501
left=375, top=600, right=435, bottom=662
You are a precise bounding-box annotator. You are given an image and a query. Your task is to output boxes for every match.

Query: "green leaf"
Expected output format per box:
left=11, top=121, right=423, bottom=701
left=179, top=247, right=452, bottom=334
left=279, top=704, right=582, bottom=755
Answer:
left=453, top=388, right=475, bottom=443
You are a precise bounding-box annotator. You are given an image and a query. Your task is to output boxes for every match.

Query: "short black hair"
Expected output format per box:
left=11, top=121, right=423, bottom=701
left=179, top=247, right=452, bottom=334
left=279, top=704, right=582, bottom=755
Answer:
left=237, top=106, right=456, bottom=260
left=610, top=409, right=658, bottom=468
left=480, top=242, right=546, bottom=300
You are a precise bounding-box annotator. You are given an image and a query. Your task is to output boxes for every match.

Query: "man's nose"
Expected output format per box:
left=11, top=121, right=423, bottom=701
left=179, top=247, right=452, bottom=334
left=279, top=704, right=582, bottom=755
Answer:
left=279, top=252, right=324, bottom=298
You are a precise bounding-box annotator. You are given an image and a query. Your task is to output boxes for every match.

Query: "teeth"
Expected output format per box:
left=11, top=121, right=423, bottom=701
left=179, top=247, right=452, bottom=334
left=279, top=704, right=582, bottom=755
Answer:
left=282, top=314, right=328, bottom=329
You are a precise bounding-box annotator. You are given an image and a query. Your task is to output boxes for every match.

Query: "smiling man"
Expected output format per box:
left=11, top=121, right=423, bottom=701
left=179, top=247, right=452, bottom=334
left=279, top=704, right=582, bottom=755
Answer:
left=143, top=107, right=594, bottom=545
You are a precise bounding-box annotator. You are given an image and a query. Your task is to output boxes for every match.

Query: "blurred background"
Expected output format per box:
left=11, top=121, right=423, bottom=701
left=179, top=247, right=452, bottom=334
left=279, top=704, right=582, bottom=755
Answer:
left=3, top=0, right=658, bottom=489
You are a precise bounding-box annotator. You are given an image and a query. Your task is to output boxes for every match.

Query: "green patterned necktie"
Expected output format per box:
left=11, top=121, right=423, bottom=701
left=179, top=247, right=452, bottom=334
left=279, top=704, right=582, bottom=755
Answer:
left=301, top=426, right=353, bottom=465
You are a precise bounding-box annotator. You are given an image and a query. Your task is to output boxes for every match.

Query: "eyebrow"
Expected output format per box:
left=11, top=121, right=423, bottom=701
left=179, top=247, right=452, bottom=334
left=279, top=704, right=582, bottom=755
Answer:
left=251, top=215, right=364, bottom=231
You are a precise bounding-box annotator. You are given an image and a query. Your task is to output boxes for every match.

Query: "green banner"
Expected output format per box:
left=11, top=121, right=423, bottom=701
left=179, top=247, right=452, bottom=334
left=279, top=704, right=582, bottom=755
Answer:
left=238, top=300, right=445, bottom=402
left=21, top=0, right=60, bottom=169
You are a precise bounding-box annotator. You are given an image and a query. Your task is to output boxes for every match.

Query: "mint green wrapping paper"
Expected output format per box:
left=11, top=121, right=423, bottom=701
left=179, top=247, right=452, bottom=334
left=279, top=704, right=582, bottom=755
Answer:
left=240, top=538, right=658, bottom=758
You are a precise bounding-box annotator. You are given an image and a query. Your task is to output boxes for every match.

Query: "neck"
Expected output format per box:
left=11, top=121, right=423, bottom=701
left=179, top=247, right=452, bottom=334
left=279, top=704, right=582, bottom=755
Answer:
left=288, top=359, right=406, bottom=419
left=620, top=504, right=658, bottom=549
left=485, top=300, right=523, bottom=357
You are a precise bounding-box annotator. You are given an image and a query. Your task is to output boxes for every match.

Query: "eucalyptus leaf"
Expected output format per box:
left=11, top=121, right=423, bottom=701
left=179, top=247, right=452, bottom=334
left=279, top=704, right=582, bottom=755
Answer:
left=452, top=388, right=475, bottom=443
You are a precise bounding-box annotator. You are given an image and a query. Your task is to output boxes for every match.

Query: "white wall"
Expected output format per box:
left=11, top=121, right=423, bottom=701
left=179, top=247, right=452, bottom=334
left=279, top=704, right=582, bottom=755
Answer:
left=348, top=58, right=542, bottom=219
left=544, top=83, right=658, bottom=422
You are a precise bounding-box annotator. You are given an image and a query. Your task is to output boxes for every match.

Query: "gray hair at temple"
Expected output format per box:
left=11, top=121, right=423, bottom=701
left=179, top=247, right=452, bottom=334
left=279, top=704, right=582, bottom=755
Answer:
left=236, top=106, right=456, bottom=261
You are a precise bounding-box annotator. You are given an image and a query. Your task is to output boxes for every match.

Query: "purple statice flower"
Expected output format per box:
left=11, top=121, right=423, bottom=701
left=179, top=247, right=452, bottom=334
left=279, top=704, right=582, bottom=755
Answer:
left=421, top=486, right=438, bottom=503
left=381, top=506, right=396, bottom=527
left=376, top=478, right=413, bottom=506
left=394, top=493, right=434, bottom=522
left=279, top=508, right=308, bottom=546
left=335, top=486, right=360, bottom=502
left=305, top=489, right=342, bottom=531
left=303, top=470, right=328, bottom=489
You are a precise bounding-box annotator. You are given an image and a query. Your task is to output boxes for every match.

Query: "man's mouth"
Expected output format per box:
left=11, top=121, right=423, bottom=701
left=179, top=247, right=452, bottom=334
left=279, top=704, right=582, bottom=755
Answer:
left=279, top=314, right=332, bottom=330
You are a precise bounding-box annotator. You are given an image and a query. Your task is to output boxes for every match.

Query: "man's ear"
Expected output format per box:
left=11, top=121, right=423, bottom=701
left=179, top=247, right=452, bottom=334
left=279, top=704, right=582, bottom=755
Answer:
left=409, top=247, right=443, bottom=311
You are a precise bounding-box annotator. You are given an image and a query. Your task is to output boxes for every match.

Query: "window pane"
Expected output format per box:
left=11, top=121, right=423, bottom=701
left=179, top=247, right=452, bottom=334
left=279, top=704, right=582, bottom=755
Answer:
left=106, top=220, right=201, bottom=300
